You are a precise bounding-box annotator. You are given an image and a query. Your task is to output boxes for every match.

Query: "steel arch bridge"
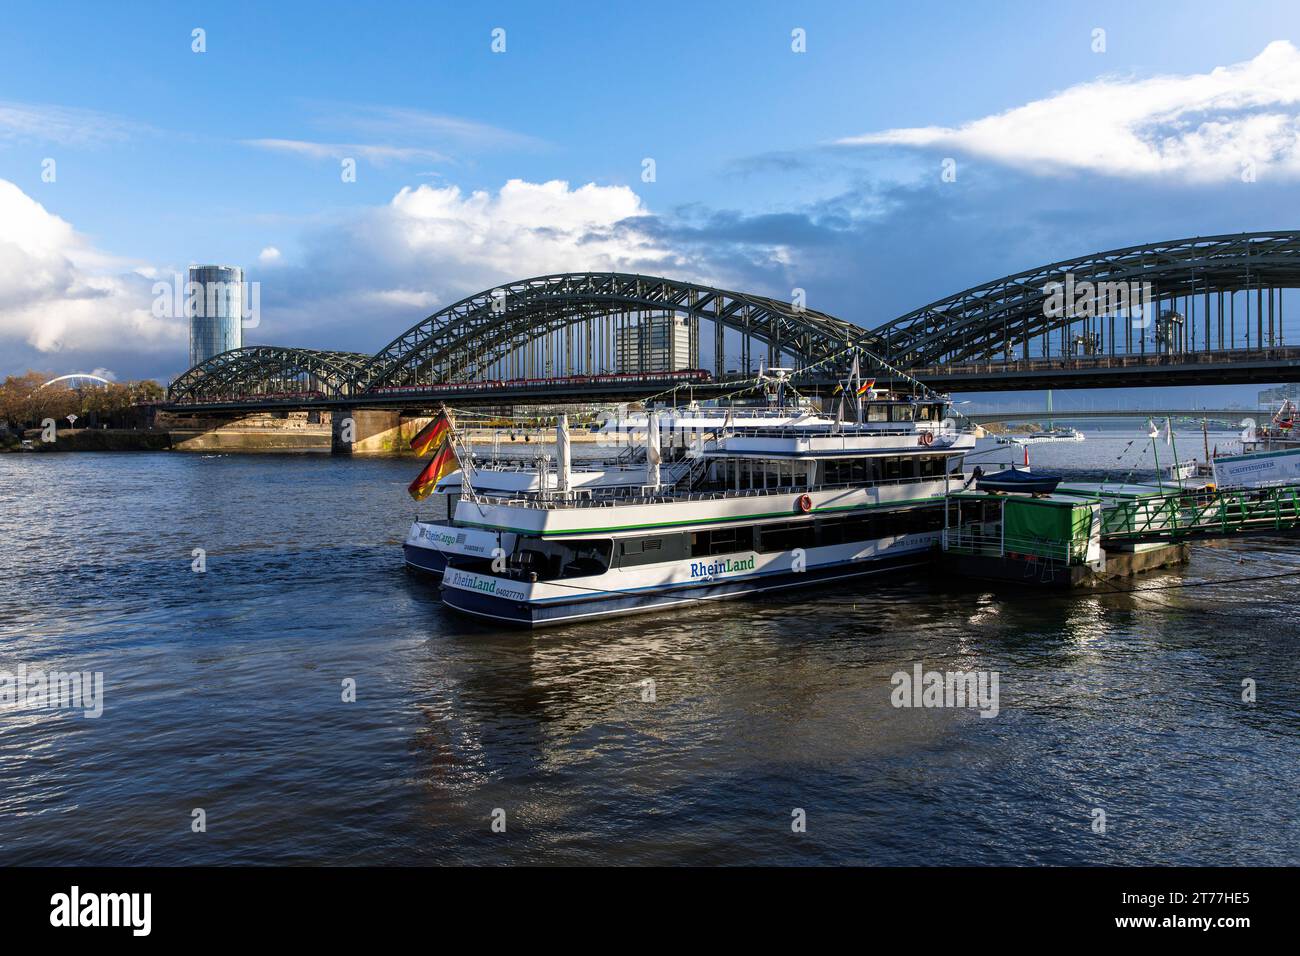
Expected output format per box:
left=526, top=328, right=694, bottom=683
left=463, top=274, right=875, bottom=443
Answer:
left=361, top=272, right=879, bottom=389
left=167, top=346, right=373, bottom=404
left=873, top=231, right=1300, bottom=368
left=164, top=231, right=1300, bottom=407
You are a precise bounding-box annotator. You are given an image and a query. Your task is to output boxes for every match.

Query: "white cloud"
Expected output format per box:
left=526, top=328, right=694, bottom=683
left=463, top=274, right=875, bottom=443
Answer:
left=245, top=104, right=542, bottom=172
left=244, top=138, right=448, bottom=165
left=838, top=41, right=1300, bottom=182
left=258, top=246, right=282, bottom=264
left=315, top=103, right=544, bottom=151
left=0, top=179, right=178, bottom=356
left=257, top=178, right=730, bottom=349
left=0, top=100, right=144, bottom=146
left=358, top=177, right=687, bottom=292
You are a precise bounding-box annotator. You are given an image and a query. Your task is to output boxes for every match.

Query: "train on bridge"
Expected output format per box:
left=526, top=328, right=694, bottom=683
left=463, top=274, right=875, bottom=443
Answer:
left=367, top=368, right=712, bottom=398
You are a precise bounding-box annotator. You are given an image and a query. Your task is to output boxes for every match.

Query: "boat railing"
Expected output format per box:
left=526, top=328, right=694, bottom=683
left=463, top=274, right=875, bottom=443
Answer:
left=722, top=421, right=972, bottom=440
left=462, top=472, right=958, bottom=511
left=942, top=527, right=1075, bottom=564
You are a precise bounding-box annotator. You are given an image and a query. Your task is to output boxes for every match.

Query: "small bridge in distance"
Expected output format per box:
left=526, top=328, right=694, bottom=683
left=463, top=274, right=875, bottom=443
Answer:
left=965, top=408, right=1256, bottom=425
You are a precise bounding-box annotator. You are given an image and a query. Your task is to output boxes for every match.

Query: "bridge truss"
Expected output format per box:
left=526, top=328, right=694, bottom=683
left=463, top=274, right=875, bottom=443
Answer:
left=873, top=231, right=1300, bottom=369
left=167, top=347, right=373, bottom=404
left=360, top=273, right=878, bottom=389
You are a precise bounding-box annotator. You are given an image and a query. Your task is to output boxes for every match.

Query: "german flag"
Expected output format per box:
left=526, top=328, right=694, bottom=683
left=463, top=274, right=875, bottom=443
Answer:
left=410, top=411, right=451, bottom=456
left=407, top=441, right=459, bottom=501
left=855, top=377, right=876, bottom=396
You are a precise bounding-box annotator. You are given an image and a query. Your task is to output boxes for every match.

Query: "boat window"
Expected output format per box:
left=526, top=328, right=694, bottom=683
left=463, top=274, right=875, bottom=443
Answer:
left=511, top=538, right=612, bottom=579
left=816, top=516, right=846, bottom=545
left=882, top=457, right=902, bottom=481
left=757, top=520, right=816, bottom=553
left=691, top=526, right=755, bottom=557
left=919, top=455, right=945, bottom=477
left=617, top=532, right=690, bottom=567
left=824, top=458, right=879, bottom=485
left=839, top=513, right=879, bottom=541
left=890, top=405, right=915, bottom=422
left=814, top=505, right=946, bottom=545
left=866, top=404, right=889, bottom=423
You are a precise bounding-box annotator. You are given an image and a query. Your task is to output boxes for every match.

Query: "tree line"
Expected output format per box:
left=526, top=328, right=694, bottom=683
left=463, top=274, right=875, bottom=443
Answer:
left=0, top=372, right=165, bottom=435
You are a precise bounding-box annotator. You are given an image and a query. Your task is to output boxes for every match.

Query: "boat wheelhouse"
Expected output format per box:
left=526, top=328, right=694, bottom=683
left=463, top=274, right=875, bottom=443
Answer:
left=437, top=392, right=977, bottom=627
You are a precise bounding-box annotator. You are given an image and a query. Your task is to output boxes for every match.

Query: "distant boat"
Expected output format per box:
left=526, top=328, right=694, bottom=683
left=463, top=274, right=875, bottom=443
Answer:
left=994, top=426, right=1085, bottom=445
left=1211, top=445, right=1300, bottom=489
left=976, top=467, right=1063, bottom=495
left=1021, top=426, right=1085, bottom=444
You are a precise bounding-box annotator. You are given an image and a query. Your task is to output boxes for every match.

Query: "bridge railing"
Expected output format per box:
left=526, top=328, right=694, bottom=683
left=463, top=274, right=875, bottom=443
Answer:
left=911, top=345, right=1300, bottom=379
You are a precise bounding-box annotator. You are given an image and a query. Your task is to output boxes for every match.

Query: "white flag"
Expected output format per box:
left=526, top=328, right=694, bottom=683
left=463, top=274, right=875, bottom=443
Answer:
left=646, top=411, right=662, bottom=489
left=1146, top=418, right=1159, bottom=439
left=556, top=414, right=571, bottom=493
left=1164, top=417, right=1174, bottom=446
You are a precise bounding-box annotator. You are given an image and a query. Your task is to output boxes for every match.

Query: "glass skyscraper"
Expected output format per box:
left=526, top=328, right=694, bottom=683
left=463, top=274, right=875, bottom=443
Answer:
left=188, top=265, right=244, bottom=368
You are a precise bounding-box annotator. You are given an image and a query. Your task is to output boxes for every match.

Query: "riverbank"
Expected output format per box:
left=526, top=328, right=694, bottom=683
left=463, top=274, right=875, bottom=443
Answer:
left=6, top=428, right=174, bottom=452
left=4, top=426, right=625, bottom=453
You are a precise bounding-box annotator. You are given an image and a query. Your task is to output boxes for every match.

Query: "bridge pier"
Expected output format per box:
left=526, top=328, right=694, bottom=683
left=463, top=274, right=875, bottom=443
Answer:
left=331, top=409, right=431, bottom=455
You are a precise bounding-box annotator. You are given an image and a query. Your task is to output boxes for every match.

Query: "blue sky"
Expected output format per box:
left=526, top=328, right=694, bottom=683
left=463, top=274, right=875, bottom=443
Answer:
left=2, top=0, right=1299, bottom=408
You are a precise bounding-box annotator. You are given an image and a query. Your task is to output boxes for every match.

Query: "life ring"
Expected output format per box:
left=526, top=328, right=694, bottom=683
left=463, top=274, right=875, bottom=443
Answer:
left=919, top=431, right=934, bottom=446
left=796, top=494, right=813, bottom=514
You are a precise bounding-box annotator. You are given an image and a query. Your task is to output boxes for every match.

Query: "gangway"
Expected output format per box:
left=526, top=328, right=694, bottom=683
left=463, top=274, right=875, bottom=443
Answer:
left=1088, top=483, right=1300, bottom=544
left=942, top=481, right=1300, bottom=587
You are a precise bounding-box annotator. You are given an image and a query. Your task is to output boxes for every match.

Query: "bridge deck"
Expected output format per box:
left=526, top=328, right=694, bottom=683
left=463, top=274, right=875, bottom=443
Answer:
left=901, top=346, right=1300, bottom=392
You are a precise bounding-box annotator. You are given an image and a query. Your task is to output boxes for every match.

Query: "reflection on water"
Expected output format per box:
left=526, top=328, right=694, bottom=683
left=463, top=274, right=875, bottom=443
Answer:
left=0, top=449, right=1297, bottom=865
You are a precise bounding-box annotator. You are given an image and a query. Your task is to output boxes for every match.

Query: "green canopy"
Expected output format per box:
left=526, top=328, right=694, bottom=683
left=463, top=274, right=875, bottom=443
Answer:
left=1002, top=497, right=1093, bottom=561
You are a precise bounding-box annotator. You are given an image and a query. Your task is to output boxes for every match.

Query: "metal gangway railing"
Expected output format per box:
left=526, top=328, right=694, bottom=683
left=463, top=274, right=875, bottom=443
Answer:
left=1099, top=484, right=1300, bottom=543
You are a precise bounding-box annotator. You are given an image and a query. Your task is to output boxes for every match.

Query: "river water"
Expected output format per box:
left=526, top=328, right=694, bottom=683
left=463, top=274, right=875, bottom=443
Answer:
left=1, top=432, right=1297, bottom=865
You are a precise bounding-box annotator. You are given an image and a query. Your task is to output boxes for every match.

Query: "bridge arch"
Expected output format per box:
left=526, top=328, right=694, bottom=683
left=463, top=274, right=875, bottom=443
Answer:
left=167, top=347, right=373, bottom=404
left=359, top=273, right=880, bottom=390
left=869, top=231, right=1300, bottom=368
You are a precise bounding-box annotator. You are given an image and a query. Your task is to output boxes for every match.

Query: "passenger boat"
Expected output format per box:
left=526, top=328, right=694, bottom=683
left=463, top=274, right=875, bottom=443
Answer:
left=405, top=393, right=858, bottom=574
left=435, top=389, right=977, bottom=627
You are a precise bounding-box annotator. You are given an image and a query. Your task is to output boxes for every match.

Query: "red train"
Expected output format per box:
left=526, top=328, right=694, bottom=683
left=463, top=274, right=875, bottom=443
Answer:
left=176, top=390, right=327, bottom=404
left=367, top=369, right=711, bottom=396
